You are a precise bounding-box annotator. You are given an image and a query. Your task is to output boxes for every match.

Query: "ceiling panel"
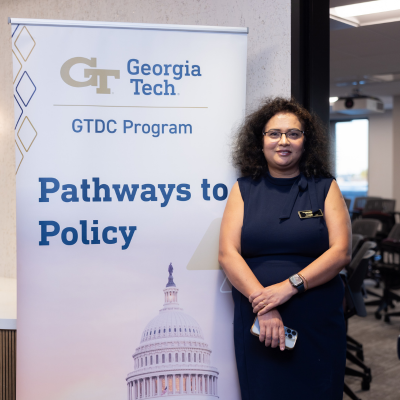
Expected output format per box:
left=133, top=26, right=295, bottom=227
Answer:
left=366, top=21, right=400, bottom=38
left=330, top=0, right=368, bottom=7
left=330, top=17, right=400, bottom=96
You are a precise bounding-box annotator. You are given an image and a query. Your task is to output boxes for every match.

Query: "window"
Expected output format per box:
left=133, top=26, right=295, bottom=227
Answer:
left=169, top=353, right=172, bottom=363
left=335, top=119, right=369, bottom=207
left=150, top=356, right=153, bottom=365
left=188, top=353, right=191, bottom=362
left=175, top=353, right=178, bottom=362
left=141, top=358, right=143, bottom=367
left=156, top=355, right=159, bottom=364
left=145, top=357, right=147, bottom=366
left=194, top=353, right=196, bottom=362
left=162, top=354, right=165, bottom=363
left=182, top=353, right=185, bottom=362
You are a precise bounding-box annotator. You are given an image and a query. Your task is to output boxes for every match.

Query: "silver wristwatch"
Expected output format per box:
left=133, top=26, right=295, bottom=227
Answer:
left=289, top=274, right=305, bottom=293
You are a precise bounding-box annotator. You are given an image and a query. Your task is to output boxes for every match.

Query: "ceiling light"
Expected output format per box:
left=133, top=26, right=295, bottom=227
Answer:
left=330, top=0, right=400, bottom=27
left=329, top=97, right=339, bottom=103
left=333, top=0, right=400, bottom=18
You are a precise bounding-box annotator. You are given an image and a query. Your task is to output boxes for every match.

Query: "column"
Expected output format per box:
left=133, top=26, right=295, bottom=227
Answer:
left=173, top=375, right=176, bottom=394
left=196, top=375, right=199, bottom=394
left=213, top=377, right=216, bottom=396
left=180, top=374, right=183, bottom=394
left=127, top=382, right=130, bottom=400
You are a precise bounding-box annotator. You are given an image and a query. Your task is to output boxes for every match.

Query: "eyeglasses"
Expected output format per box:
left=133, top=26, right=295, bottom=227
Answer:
left=263, top=129, right=305, bottom=140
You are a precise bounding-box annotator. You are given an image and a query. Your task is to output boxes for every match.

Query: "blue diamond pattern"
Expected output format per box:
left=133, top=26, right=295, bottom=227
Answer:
left=14, top=95, right=23, bottom=130
left=16, top=71, right=36, bottom=107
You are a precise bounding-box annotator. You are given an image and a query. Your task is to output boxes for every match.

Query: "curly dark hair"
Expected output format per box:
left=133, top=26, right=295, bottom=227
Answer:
left=232, top=97, right=333, bottom=179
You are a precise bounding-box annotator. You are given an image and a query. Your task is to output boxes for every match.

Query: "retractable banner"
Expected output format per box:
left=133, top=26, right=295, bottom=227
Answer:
left=11, top=19, right=247, bottom=400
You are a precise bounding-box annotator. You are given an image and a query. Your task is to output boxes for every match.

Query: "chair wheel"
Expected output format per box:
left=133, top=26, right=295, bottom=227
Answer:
left=362, top=379, right=370, bottom=391
left=356, top=350, right=364, bottom=361
left=375, top=312, right=382, bottom=320
left=384, top=315, right=391, bottom=323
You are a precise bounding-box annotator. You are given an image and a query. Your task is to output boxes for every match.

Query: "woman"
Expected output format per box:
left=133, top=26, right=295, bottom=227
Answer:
left=219, top=98, right=351, bottom=399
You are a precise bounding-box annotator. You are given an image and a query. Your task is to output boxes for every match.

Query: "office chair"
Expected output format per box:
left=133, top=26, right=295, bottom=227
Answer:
left=352, top=196, right=381, bottom=221
left=351, top=222, right=380, bottom=300
left=343, top=241, right=376, bottom=399
left=352, top=219, right=380, bottom=240
left=352, top=234, right=363, bottom=258
left=364, top=224, right=400, bottom=321
left=362, top=198, right=396, bottom=238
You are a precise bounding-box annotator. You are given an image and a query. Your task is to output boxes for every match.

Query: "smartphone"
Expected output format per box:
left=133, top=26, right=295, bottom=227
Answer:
left=250, top=316, right=298, bottom=350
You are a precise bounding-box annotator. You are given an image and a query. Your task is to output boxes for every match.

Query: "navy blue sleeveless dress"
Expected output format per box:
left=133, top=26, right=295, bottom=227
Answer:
left=233, top=172, right=346, bottom=400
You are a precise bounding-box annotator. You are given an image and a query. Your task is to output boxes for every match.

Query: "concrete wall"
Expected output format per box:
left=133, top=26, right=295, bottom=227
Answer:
left=0, top=0, right=291, bottom=277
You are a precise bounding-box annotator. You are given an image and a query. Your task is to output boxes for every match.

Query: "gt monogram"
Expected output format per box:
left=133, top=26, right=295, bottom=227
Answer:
left=298, top=209, right=324, bottom=219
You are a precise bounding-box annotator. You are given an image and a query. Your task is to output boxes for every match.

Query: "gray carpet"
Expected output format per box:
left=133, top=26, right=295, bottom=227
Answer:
left=344, top=289, right=400, bottom=400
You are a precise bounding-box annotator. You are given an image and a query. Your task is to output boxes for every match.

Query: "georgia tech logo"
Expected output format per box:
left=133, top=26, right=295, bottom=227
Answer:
left=60, top=57, right=120, bottom=94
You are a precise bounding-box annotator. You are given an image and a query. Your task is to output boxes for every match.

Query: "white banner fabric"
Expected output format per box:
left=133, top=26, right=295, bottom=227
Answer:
left=11, top=19, right=247, bottom=400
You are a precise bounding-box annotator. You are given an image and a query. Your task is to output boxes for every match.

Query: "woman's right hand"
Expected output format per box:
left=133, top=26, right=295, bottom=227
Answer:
left=258, top=309, right=286, bottom=351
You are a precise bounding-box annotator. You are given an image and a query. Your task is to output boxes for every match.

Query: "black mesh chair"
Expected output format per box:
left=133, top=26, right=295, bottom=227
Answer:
left=343, top=241, right=376, bottom=399
left=352, top=234, right=363, bottom=258
left=365, top=224, right=400, bottom=320
left=352, top=219, right=380, bottom=240
left=362, top=198, right=396, bottom=238
left=352, top=196, right=381, bottom=221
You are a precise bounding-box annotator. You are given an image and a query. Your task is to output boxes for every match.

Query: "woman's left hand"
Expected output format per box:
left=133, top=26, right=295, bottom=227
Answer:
left=249, top=280, right=297, bottom=315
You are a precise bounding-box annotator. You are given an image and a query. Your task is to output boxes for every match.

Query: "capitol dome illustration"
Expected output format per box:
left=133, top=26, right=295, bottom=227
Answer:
left=126, top=264, right=219, bottom=399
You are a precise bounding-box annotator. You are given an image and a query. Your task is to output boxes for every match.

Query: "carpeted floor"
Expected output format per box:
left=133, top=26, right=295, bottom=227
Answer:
left=344, top=289, right=400, bottom=400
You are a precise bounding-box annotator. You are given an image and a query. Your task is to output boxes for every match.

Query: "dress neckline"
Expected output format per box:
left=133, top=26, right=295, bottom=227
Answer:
left=265, top=171, right=300, bottom=186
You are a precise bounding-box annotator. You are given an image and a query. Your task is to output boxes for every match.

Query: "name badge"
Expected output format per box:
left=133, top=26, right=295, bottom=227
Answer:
left=298, top=209, right=324, bottom=219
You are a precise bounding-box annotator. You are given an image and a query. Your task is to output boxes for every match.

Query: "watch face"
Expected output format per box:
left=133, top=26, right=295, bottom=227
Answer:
left=290, top=275, right=303, bottom=286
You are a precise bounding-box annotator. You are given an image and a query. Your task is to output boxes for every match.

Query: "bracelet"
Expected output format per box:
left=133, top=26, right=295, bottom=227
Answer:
left=298, top=273, right=308, bottom=291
